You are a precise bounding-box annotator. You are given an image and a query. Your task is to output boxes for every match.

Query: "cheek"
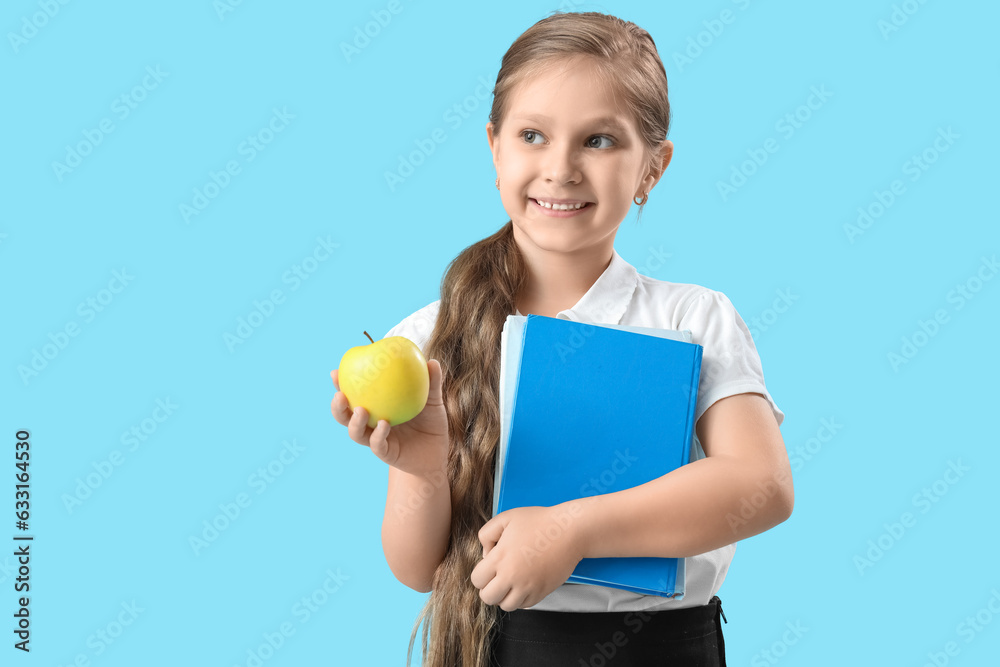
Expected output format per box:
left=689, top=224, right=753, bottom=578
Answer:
left=604, top=167, right=636, bottom=199
left=612, top=160, right=646, bottom=196
left=500, top=151, right=533, bottom=181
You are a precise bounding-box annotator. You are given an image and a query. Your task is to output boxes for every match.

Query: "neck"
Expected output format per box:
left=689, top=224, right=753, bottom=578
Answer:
left=513, top=236, right=614, bottom=317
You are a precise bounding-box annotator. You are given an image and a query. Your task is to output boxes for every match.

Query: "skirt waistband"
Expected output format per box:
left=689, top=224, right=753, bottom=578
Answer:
left=494, top=596, right=724, bottom=645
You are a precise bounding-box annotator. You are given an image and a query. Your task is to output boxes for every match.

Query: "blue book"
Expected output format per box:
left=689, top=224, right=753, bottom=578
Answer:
left=493, top=314, right=703, bottom=598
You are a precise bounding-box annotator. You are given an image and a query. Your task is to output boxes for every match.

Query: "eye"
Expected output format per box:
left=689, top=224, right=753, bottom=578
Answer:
left=587, top=135, right=614, bottom=149
left=520, top=130, right=544, bottom=144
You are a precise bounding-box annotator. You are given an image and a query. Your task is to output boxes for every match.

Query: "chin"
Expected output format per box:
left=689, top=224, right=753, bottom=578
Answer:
left=512, top=224, right=585, bottom=251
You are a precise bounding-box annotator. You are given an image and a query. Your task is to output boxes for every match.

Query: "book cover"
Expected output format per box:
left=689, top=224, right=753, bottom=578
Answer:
left=494, top=314, right=702, bottom=598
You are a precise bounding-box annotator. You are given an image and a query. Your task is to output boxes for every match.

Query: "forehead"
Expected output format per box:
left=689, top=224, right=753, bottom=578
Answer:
left=506, top=56, right=635, bottom=133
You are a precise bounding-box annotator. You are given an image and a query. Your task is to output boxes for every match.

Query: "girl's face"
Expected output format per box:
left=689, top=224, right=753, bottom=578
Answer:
left=487, top=56, right=671, bottom=257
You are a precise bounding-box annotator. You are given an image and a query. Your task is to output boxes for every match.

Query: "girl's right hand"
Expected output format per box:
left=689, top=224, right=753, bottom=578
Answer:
left=331, top=358, right=451, bottom=479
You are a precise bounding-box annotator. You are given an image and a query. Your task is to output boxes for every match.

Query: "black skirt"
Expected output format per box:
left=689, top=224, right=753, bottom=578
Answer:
left=488, top=596, right=727, bottom=666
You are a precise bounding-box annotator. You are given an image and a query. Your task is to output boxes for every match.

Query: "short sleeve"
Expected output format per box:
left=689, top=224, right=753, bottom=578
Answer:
left=382, top=300, right=440, bottom=357
left=678, top=289, right=784, bottom=429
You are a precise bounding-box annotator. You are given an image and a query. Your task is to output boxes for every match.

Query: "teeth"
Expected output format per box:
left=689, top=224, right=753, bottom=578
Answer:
left=535, top=199, right=587, bottom=211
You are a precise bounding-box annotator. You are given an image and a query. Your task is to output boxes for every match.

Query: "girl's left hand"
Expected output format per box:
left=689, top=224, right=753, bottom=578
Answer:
left=471, top=505, right=586, bottom=611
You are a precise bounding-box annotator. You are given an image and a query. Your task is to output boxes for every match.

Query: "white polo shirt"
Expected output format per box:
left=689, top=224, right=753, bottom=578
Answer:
left=382, top=247, right=784, bottom=612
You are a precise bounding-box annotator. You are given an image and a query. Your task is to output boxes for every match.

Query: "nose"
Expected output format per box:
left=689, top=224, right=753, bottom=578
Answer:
left=543, top=142, right=582, bottom=185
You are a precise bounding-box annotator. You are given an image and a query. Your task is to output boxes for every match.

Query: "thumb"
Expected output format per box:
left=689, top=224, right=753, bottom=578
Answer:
left=427, top=358, right=444, bottom=403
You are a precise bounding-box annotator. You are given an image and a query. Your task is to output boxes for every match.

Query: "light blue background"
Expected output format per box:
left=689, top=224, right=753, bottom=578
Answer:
left=3, top=0, right=998, bottom=665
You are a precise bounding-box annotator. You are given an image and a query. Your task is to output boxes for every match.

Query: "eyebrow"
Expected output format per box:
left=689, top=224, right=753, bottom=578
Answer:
left=512, top=114, right=630, bottom=134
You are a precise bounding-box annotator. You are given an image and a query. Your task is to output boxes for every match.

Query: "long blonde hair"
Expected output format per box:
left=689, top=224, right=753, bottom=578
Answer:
left=406, top=11, right=672, bottom=667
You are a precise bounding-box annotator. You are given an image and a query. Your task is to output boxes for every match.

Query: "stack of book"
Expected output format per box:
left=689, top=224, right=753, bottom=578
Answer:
left=493, top=314, right=703, bottom=598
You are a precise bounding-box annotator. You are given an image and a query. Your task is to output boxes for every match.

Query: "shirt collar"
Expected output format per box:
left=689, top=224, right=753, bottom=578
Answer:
left=515, top=248, right=638, bottom=325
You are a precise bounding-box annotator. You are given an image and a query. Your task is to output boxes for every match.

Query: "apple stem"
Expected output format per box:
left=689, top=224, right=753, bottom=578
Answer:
left=363, top=331, right=374, bottom=344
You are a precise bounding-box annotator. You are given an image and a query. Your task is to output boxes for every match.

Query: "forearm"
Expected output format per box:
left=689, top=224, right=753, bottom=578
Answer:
left=381, top=466, right=452, bottom=592
left=565, top=455, right=793, bottom=559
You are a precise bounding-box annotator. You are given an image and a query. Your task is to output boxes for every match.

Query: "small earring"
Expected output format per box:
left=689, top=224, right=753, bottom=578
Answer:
left=495, top=177, right=500, bottom=190
left=633, top=192, right=648, bottom=206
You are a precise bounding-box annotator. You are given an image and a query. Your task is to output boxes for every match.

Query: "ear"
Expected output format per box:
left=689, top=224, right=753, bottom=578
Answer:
left=486, top=121, right=500, bottom=169
left=638, top=140, right=674, bottom=197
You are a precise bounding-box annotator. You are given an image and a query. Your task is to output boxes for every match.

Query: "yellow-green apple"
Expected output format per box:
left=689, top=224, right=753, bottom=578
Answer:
left=338, top=331, right=429, bottom=429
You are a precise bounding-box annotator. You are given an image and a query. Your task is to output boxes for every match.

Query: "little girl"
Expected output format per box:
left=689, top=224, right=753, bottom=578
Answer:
left=332, top=11, right=792, bottom=667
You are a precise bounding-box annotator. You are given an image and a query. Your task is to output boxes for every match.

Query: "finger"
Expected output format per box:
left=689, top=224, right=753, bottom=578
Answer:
left=368, top=419, right=391, bottom=459
left=479, top=576, right=512, bottom=608
left=500, top=588, right=528, bottom=612
left=347, top=406, right=373, bottom=444
left=478, top=515, right=504, bottom=555
left=469, top=556, right=496, bottom=591
left=330, top=392, right=353, bottom=426
left=482, top=528, right=500, bottom=559
left=330, top=368, right=340, bottom=391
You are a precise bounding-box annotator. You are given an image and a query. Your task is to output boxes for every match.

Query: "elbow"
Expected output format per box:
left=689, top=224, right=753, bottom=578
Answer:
left=400, top=573, right=434, bottom=594
left=765, top=457, right=794, bottom=524
left=385, top=558, right=433, bottom=593
left=382, top=535, right=437, bottom=593
left=396, top=568, right=435, bottom=594
left=753, top=464, right=794, bottom=528
left=777, top=495, right=793, bottom=525
left=775, top=478, right=794, bottom=524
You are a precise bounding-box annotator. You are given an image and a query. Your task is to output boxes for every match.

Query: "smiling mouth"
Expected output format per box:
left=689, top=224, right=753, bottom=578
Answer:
left=530, top=198, right=593, bottom=211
